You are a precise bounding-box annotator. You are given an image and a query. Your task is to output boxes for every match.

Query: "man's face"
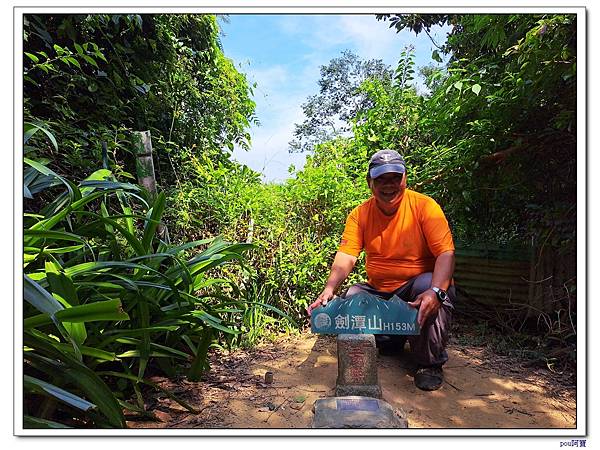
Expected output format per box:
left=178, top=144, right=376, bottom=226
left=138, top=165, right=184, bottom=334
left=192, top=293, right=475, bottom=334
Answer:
left=369, top=172, right=406, bottom=205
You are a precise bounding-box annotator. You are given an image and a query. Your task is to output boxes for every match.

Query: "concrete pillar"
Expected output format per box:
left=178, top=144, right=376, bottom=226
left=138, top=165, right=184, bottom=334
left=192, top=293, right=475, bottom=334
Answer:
left=132, top=130, right=169, bottom=243
left=132, top=130, right=157, bottom=195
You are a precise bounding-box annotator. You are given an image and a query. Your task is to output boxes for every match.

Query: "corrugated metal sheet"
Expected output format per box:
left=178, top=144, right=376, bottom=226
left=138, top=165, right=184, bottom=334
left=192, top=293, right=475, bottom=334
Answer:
left=454, top=243, right=532, bottom=306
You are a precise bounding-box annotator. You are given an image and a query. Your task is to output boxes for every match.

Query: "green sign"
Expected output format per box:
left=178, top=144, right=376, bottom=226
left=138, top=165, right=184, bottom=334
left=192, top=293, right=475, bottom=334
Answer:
left=310, top=293, right=420, bottom=335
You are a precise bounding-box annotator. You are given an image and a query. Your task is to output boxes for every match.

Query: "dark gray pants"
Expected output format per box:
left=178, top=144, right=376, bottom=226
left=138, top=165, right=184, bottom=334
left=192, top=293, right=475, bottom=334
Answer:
left=343, top=272, right=455, bottom=367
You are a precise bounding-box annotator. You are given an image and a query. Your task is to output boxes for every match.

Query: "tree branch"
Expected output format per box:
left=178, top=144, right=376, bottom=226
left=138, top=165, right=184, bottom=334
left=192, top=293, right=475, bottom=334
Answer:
left=423, top=27, right=444, bottom=51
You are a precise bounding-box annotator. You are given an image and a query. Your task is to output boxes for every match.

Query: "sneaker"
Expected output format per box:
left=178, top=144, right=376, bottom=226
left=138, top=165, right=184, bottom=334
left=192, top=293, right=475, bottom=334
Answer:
left=414, top=365, right=444, bottom=391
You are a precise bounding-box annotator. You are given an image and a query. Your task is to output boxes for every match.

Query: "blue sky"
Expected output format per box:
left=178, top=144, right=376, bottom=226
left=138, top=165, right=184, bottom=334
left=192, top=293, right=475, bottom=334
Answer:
left=220, top=15, right=450, bottom=183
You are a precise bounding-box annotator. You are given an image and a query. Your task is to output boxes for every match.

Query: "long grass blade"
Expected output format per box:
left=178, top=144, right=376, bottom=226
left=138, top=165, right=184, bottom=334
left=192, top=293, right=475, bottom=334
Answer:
left=23, top=416, right=71, bottom=428
left=47, top=272, right=87, bottom=345
left=24, top=274, right=64, bottom=316
left=54, top=299, right=130, bottom=323
left=24, top=375, right=97, bottom=412
left=187, top=328, right=212, bottom=381
left=24, top=157, right=73, bottom=201
left=142, top=191, right=166, bottom=252
left=24, top=332, right=126, bottom=428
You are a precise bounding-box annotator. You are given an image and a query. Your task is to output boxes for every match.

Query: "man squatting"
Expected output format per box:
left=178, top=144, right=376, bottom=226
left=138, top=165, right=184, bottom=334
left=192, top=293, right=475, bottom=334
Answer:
left=307, top=149, right=456, bottom=391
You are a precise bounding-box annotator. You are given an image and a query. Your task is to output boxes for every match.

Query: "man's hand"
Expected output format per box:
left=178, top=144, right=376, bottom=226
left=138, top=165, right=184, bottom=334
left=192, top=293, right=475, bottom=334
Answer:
left=408, top=289, right=441, bottom=327
left=307, top=287, right=335, bottom=315
left=307, top=251, right=356, bottom=316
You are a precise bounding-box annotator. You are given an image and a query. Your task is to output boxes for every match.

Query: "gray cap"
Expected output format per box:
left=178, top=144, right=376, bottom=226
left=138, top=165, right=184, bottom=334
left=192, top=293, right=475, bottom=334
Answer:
left=368, top=149, right=406, bottom=179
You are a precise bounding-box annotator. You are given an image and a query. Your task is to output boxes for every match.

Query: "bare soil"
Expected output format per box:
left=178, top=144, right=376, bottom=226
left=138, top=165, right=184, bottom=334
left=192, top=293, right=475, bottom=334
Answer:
left=126, top=331, right=576, bottom=429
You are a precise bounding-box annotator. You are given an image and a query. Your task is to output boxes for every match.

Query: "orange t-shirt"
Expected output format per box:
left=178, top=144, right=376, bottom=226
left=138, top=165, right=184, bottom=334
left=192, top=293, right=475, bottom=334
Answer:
left=338, top=189, right=455, bottom=292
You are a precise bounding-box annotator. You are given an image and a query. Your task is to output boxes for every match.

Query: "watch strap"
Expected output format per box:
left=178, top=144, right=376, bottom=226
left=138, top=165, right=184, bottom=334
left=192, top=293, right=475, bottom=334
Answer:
left=431, top=286, right=447, bottom=303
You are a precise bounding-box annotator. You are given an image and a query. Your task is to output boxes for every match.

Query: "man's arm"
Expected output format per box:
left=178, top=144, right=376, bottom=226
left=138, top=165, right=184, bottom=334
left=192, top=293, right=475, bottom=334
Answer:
left=430, top=250, right=455, bottom=291
left=408, top=250, right=455, bottom=327
left=307, top=251, right=357, bottom=315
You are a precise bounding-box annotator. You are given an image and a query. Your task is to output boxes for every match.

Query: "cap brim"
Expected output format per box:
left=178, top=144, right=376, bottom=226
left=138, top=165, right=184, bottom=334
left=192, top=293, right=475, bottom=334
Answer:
left=369, top=164, right=405, bottom=179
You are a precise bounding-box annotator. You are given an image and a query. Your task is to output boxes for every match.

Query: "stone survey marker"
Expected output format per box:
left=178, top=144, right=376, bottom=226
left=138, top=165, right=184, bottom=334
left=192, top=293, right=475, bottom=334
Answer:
left=335, top=334, right=381, bottom=398
left=310, top=293, right=420, bottom=335
left=312, top=334, right=409, bottom=428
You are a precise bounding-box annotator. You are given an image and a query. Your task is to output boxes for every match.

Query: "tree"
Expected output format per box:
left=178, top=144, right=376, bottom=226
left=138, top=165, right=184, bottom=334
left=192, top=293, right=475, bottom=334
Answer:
left=372, top=13, right=576, bottom=244
left=418, top=64, right=446, bottom=94
left=23, top=14, right=257, bottom=184
left=288, top=50, right=392, bottom=153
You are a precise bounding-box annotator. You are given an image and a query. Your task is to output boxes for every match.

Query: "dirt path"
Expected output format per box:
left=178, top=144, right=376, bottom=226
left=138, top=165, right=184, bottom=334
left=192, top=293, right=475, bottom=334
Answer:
left=127, top=332, right=576, bottom=429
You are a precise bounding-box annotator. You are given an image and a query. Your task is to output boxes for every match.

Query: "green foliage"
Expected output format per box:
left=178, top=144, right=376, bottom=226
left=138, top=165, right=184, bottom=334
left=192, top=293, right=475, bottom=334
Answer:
left=158, top=13, right=576, bottom=324
left=376, top=14, right=453, bottom=38
left=354, top=14, right=576, bottom=246
left=162, top=146, right=262, bottom=240
left=22, top=14, right=578, bottom=427
left=419, top=64, right=447, bottom=93
left=289, top=50, right=392, bottom=153
left=23, top=138, right=279, bottom=428
left=24, top=14, right=256, bottom=183
left=275, top=141, right=369, bottom=312
left=209, top=139, right=371, bottom=318
left=353, top=56, right=424, bottom=157
left=230, top=13, right=576, bottom=329
left=23, top=13, right=274, bottom=429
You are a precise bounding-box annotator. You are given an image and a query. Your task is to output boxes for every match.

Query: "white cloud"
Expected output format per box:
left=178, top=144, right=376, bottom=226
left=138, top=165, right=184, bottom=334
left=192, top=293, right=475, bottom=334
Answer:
left=232, top=122, right=308, bottom=183
left=281, top=15, right=413, bottom=66
left=323, top=15, right=408, bottom=60
left=228, top=15, right=452, bottom=182
left=282, top=15, right=451, bottom=69
left=232, top=88, right=309, bottom=182
left=276, top=15, right=306, bottom=35
left=246, top=64, right=290, bottom=89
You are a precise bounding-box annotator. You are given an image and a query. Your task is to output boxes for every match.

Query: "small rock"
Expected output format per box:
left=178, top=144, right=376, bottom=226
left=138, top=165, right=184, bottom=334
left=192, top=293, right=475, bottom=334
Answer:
left=153, top=410, right=171, bottom=423
left=264, top=371, right=274, bottom=384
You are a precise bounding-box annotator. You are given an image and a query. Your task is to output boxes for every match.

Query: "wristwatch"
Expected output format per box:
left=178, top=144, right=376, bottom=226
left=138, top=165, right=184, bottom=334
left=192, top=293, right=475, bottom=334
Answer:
left=431, top=286, right=449, bottom=303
